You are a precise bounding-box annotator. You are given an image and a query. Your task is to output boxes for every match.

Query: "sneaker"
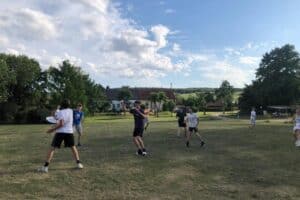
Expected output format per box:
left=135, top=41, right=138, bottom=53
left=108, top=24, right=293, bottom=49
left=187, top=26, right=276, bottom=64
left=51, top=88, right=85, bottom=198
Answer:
left=37, top=166, right=48, bottom=173
left=77, top=163, right=84, bottom=169
left=200, top=141, right=205, bottom=147
left=136, top=149, right=143, bottom=156
left=186, top=141, right=190, bottom=147
left=142, top=151, right=147, bottom=156
left=77, top=143, right=81, bottom=147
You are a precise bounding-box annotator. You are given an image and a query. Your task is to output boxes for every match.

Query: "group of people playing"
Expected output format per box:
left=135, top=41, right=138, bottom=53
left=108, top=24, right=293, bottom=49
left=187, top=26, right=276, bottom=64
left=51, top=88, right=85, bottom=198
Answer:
left=38, top=98, right=300, bottom=173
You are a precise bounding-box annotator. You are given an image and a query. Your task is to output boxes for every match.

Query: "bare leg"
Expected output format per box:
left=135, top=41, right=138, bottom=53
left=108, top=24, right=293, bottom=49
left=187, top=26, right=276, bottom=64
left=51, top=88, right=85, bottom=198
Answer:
left=177, top=127, right=180, bottom=136
left=137, top=136, right=145, bottom=149
left=46, top=147, right=55, bottom=163
left=133, top=137, right=142, bottom=149
left=78, top=134, right=81, bottom=145
left=71, top=146, right=80, bottom=161
left=195, top=131, right=203, bottom=141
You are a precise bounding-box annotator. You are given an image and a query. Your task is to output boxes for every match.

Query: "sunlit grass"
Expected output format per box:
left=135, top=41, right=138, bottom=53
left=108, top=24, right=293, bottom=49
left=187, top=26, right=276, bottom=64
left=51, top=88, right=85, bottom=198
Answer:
left=0, top=116, right=299, bottom=199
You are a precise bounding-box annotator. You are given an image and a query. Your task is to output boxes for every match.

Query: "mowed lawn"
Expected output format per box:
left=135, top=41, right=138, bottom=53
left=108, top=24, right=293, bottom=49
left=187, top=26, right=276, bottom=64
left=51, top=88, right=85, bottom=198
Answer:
left=0, top=116, right=300, bottom=200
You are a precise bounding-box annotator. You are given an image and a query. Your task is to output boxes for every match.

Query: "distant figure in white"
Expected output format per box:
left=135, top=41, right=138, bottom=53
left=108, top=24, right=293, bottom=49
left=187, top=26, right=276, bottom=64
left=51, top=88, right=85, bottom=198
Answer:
left=250, top=107, right=256, bottom=128
left=293, top=108, right=300, bottom=147
left=185, top=108, right=205, bottom=148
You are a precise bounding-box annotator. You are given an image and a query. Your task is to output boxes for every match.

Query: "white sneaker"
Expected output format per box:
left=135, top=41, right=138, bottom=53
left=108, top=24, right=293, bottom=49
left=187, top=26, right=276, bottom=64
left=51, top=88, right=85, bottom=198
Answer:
left=142, top=151, right=147, bottom=156
left=295, top=140, right=300, bottom=147
left=77, top=163, right=84, bottom=169
left=37, top=166, right=48, bottom=173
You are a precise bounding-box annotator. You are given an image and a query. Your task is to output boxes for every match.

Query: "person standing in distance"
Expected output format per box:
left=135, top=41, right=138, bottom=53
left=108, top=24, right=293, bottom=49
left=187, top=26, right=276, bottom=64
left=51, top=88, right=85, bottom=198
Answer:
left=176, top=108, right=187, bottom=137
left=130, top=101, right=148, bottom=156
left=185, top=108, right=205, bottom=147
left=38, top=99, right=83, bottom=173
left=73, top=103, right=84, bottom=146
left=250, top=107, right=256, bottom=128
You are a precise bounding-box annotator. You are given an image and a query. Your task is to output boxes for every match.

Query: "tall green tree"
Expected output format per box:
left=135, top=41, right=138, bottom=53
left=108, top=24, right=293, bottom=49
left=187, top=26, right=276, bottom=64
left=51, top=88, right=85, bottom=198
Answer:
left=0, top=54, right=42, bottom=122
left=239, top=44, right=300, bottom=112
left=0, top=59, right=15, bottom=102
left=215, top=80, right=234, bottom=114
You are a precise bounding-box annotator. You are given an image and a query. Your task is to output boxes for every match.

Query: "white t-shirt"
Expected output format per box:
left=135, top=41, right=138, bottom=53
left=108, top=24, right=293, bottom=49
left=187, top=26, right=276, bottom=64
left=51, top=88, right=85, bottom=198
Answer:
left=56, top=108, right=73, bottom=134
left=250, top=111, right=256, bottom=120
left=186, top=113, right=198, bottom=128
left=294, top=115, right=300, bottom=130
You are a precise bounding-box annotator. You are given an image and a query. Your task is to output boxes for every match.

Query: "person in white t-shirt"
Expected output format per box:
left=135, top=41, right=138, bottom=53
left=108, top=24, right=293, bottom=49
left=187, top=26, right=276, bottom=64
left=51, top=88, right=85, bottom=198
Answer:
left=38, top=99, right=83, bottom=173
left=250, top=107, right=256, bottom=128
left=293, top=108, right=300, bottom=147
left=185, top=108, right=205, bottom=147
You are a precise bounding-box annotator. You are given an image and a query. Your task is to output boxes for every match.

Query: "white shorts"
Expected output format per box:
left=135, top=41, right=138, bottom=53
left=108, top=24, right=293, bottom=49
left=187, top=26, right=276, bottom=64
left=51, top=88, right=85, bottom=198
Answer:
left=250, top=118, right=256, bottom=124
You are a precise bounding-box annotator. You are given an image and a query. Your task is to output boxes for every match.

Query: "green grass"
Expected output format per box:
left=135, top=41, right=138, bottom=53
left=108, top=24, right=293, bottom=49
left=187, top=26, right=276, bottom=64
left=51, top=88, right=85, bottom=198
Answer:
left=1, top=116, right=300, bottom=199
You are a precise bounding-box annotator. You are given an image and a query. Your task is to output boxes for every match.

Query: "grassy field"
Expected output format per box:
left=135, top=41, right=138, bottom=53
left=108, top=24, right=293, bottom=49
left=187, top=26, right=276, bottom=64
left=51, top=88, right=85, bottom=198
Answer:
left=1, top=115, right=300, bottom=199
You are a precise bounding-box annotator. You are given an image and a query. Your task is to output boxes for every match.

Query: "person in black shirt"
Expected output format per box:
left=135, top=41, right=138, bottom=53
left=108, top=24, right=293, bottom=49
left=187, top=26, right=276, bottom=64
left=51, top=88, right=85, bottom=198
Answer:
left=130, top=100, right=148, bottom=156
left=176, top=108, right=187, bottom=137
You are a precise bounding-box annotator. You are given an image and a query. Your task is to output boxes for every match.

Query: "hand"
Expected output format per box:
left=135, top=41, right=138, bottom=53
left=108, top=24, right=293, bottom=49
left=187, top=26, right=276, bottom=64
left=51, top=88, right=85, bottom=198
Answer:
left=46, top=128, right=54, bottom=134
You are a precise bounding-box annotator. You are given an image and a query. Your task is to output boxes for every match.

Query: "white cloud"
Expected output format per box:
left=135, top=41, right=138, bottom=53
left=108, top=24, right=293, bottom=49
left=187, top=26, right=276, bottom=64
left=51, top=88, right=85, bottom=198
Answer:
left=239, top=56, right=260, bottom=65
left=165, top=9, right=176, bottom=14
left=150, top=25, right=170, bottom=48
left=0, top=8, right=58, bottom=40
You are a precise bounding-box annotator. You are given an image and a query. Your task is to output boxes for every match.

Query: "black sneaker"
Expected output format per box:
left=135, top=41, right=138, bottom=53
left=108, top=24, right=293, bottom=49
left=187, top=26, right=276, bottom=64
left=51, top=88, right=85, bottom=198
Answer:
left=186, top=141, right=190, bottom=147
left=200, top=141, right=205, bottom=147
left=136, top=149, right=143, bottom=156
left=77, top=143, right=81, bottom=147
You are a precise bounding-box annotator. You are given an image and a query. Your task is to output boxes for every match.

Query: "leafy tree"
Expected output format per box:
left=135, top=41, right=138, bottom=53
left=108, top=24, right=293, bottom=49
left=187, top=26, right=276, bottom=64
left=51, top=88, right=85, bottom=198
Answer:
left=117, top=86, right=132, bottom=114
left=215, top=80, right=234, bottom=114
left=157, top=91, right=168, bottom=112
left=0, top=54, right=42, bottom=123
left=239, top=44, right=300, bottom=112
left=149, top=92, right=159, bottom=111
left=0, top=59, right=15, bottom=102
left=162, top=100, right=176, bottom=116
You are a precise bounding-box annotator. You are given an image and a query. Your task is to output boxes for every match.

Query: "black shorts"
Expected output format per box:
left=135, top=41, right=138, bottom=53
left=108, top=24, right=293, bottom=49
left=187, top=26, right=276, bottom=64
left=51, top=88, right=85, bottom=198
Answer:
left=178, top=121, right=186, bottom=127
left=189, top=127, right=198, bottom=132
left=51, top=133, right=75, bottom=148
left=133, top=127, right=144, bottom=137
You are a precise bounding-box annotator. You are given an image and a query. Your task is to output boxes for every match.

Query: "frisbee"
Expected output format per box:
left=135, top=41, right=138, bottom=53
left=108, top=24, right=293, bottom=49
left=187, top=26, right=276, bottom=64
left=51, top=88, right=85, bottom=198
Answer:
left=46, top=116, right=57, bottom=124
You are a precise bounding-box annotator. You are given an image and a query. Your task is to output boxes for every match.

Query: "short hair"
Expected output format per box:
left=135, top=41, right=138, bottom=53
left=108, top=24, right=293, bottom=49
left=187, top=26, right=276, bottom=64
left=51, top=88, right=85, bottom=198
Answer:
left=140, top=104, right=146, bottom=109
left=134, top=100, right=141, bottom=105
left=77, top=103, right=82, bottom=107
left=60, top=99, right=71, bottom=109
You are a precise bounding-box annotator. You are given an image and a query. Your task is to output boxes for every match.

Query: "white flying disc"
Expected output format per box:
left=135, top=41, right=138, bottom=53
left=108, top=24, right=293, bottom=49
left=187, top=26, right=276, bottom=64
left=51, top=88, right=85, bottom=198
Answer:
left=46, top=116, right=57, bottom=124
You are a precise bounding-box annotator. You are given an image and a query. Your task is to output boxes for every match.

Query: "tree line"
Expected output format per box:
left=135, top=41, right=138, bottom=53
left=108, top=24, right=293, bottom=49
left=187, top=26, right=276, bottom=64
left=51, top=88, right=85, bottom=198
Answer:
left=0, top=54, right=108, bottom=123
left=238, top=44, right=300, bottom=113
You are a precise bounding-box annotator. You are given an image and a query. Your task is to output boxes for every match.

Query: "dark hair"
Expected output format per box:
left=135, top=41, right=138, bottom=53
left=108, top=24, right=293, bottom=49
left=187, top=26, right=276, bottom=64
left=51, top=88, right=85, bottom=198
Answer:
left=77, top=103, right=82, bottom=107
left=140, top=104, right=146, bottom=109
left=134, top=100, right=141, bottom=105
left=60, top=99, right=71, bottom=109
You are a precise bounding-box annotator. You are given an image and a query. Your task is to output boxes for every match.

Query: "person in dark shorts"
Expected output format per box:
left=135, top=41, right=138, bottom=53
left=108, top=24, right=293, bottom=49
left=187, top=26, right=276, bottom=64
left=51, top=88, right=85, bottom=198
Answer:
left=185, top=108, right=205, bottom=147
left=130, top=101, right=148, bottom=156
left=38, top=99, right=83, bottom=173
left=176, top=108, right=187, bottom=137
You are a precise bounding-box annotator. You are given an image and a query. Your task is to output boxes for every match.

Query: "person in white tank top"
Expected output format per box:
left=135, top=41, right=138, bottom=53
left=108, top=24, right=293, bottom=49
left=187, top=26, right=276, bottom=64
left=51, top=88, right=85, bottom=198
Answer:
left=293, top=108, right=300, bottom=147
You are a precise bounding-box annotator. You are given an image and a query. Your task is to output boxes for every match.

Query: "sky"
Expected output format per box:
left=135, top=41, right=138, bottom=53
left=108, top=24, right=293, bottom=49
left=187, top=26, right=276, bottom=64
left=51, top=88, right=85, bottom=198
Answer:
left=1, top=0, right=300, bottom=88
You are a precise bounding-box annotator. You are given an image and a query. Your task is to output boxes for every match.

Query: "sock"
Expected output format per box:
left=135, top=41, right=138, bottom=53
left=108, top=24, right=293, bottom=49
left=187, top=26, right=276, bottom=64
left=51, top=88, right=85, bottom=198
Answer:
left=142, top=148, right=146, bottom=152
left=44, top=162, right=49, bottom=167
left=138, top=149, right=143, bottom=154
left=76, top=160, right=81, bottom=164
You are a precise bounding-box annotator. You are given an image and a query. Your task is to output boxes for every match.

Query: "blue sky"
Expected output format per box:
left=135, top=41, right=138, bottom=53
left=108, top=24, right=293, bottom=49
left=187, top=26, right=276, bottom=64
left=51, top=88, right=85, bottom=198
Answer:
left=0, top=0, right=300, bottom=88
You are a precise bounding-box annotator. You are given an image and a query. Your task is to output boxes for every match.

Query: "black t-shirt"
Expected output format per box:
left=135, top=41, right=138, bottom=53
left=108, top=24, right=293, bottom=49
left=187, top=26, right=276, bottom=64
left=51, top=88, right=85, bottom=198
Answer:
left=176, top=111, right=186, bottom=123
left=130, top=108, right=145, bottom=128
